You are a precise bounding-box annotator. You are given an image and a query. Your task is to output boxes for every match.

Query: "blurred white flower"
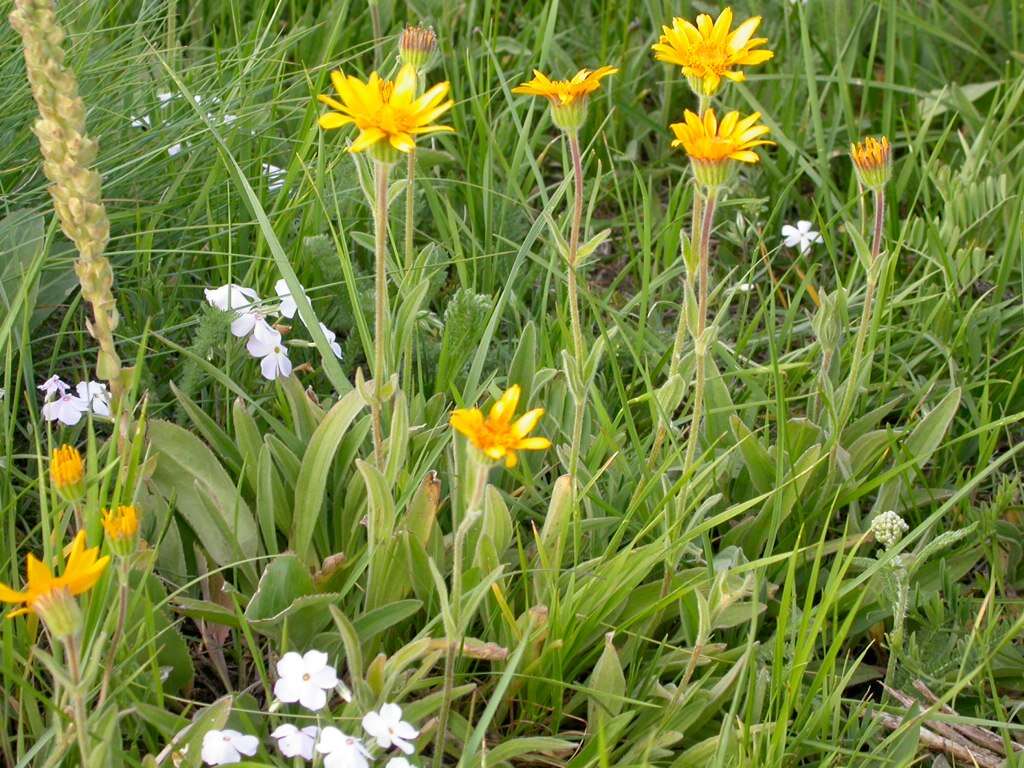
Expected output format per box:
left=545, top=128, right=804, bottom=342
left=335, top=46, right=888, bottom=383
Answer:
left=38, top=375, right=69, bottom=399
left=274, top=650, right=338, bottom=711
left=316, top=728, right=371, bottom=768
left=781, top=220, right=824, bottom=255
left=205, top=284, right=262, bottom=337
left=42, top=392, right=89, bottom=426
left=319, top=323, right=343, bottom=360
left=272, top=724, right=319, bottom=761
left=247, top=322, right=292, bottom=381
left=362, top=703, right=419, bottom=755
left=200, top=729, right=258, bottom=765
left=131, top=114, right=151, bottom=128
left=168, top=142, right=184, bottom=157
left=75, top=381, right=111, bottom=417
left=386, top=759, right=414, bottom=768
left=274, top=278, right=301, bottom=319
left=733, top=282, right=755, bottom=293
left=263, top=163, right=286, bottom=192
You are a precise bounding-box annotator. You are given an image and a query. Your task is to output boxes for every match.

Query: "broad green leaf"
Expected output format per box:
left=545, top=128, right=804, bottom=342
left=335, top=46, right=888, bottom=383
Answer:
left=148, top=420, right=258, bottom=567
left=292, top=389, right=367, bottom=562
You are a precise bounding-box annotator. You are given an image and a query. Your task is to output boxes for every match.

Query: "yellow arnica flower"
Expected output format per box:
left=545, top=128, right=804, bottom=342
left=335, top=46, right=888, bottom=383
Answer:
left=450, top=385, right=551, bottom=468
left=671, top=108, right=773, bottom=187
left=50, top=444, right=84, bottom=495
left=850, top=136, right=892, bottom=190
left=0, top=531, right=109, bottom=621
left=512, top=66, right=618, bottom=131
left=317, top=63, right=454, bottom=162
left=652, top=7, right=773, bottom=97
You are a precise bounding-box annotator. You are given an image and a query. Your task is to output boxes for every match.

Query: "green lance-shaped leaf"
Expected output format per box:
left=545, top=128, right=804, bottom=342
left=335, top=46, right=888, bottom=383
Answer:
left=587, top=632, right=626, bottom=723
left=292, top=388, right=367, bottom=563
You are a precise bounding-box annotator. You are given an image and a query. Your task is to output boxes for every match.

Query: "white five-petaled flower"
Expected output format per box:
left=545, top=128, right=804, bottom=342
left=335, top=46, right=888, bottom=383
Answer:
left=319, top=323, right=343, bottom=360
left=76, top=381, right=111, bottom=417
left=204, top=283, right=262, bottom=337
left=38, top=375, right=69, bottom=399
left=271, top=724, right=320, bottom=761
left=274, top=278, right=300, bottom=319
left=781, top=220, right=824, bottom=255
left=42, top=392, right=89, bottom=426
left=362, top=703, right=419, bottom=755
left=274, top=650, right=339, bottom=711
left=264, top=164, right=286, bottom=192
left=200, top=729, right=259, bottom=765
left=247, top=321, right=293, bottom=381
left=316, top=728, right=371, bottom=768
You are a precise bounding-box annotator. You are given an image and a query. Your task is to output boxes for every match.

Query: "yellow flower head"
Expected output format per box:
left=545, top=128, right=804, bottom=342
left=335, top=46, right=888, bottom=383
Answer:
left=671, top=108, right=773, bottom=187
left=50, top=444, right=84, bottom=495
left=652, top=7, right=773, bottom=97
left=850, top=136, right=892, bottom=190
left=512, top=66, right=618, bottom=131
left=0, top=531, right=109, bottom=631
left=102, top=505, right=139, bottom=548
left=317, top=63, right=454, bottom=163
left=450, top=385, right=551, bottom=468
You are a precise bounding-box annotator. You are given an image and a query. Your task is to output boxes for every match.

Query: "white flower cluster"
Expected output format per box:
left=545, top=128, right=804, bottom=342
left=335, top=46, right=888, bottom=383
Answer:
left=199, top=649, right=420, bottom=766
left=205, top=279, right=342, bottom=382
left=870, top=510, right=909, bottom=549
left=38, top=375, right=111, bottom=426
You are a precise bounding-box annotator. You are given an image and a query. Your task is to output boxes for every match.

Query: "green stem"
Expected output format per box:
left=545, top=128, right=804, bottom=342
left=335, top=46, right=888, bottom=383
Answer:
left=434, top=456, right=489, bottom=768
left=650, top=184, right=703, bottom=466
left=836, top=188, right=885, bottom=438
left=566, top=130, right=587, bottom=486
left=369, top=2, right=383, bottom=67
left=681, top=188, right=718, bottom=481
left=371, top=159, right=392, bottom=468
left=64, top=634, right=90, bottom=763
left=97, top=560, right=129, bottom=707
left=402, top=148, right=416, bottom=389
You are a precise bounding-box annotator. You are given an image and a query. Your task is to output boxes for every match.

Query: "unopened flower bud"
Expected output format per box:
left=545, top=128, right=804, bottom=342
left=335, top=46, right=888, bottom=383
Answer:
left=102, top=505, right=139, bottom=557
left=851, top=136, right=892, bottom=190
left=399, top=25, right=437, bottom=73
left=50, top=444, right=85, bottom=502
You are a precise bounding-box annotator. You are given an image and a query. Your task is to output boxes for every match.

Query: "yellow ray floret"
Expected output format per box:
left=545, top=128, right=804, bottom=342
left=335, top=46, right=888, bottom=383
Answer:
left=0, top=531, right=109, bottom=619
left=652, top=7, right=773, bottom=96
left=317, top=63, right=454, bottom=154
left=512, top=66, right=618, bottom=106
left=450, top=385, right=551, bottom=468
left=671, top=108, right=773, bottom=164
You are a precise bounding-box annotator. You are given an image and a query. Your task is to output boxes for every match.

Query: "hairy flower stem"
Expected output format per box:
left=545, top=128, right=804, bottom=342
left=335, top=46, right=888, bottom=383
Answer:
left=97, top=560, right=129, bottom=707
left=434, top=456, right=489, bottom=768
left=371, top=160, right=392, bottom=468
left=566, top=131, right=587, bottom=489
left=402, top=148, right=417, bottom=389
left=10, top=0, right=123, bottom=405
left=835, top=188, right=885, bottom=438
left=681, top=189, right=719, bottom=482
left=63, top=634, right=90, bottom=762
